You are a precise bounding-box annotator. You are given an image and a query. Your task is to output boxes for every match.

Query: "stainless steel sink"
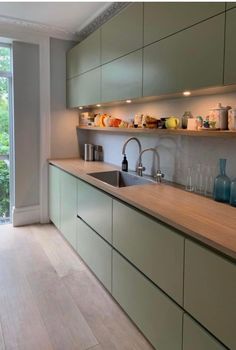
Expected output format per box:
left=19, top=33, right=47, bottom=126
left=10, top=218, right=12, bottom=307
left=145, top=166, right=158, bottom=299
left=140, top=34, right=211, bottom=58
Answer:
left=88, top=170, right=153, bottom=188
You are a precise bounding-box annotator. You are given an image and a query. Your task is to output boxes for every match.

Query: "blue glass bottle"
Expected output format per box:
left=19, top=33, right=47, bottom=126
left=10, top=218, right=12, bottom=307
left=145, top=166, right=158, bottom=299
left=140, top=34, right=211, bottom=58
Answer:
left=230, top=178, right=236, bottom=207
left=213, top=159, right=231, bottom=203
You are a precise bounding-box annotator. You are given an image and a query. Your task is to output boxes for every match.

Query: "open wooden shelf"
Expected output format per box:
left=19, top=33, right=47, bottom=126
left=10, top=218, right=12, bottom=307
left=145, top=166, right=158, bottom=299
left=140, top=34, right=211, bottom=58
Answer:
left=77, top=126, right=236, bottom=137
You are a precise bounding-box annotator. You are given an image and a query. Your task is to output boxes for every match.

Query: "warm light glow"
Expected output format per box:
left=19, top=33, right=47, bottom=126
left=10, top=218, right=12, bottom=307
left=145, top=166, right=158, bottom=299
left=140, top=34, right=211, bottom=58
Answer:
left=183, top=91, right=191, bottom=96
left=96, top=104, right=101, bottom=107
left=126, top=99, right=132, bottom=103
left=79, top=106, right=83, bottom=110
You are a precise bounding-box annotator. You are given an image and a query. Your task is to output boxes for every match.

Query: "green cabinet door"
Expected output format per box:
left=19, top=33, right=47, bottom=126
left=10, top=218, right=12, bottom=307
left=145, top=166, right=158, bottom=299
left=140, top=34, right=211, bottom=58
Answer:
left=184, top=239, right=236, bottom=350
left=183, top=314, right=227, bottom=350
left=226, top=2, right=236, bottom=10
left=112, top=250, right=183, bottom=350
left=224, top=8, right=236, bottom=85
left=67, top=67, right=101, bottom=107
left=77, top=218, right=112, bottom=292
left=144, top=2, right=225, bottom=45
left=49, top=165, right=61, bottom=229
left=113, top=200, right=184, bottom=305
left=77, top=179, right=112, bottom=243
left=60, top=171, right=77, bottom=249
left=101, top=3, right=143, bottom=64
left=67, top=29, right=100, bottom=78
left=143, top=14, right=224, bottom=97
left=101, top=50, right=142, bottom=103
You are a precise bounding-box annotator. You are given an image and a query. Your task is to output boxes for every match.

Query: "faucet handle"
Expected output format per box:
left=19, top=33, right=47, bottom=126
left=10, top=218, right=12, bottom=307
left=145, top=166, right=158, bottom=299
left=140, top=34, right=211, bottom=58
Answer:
left=155, top=170, right=165, bottom=182
left=137, top=164, right=146, bottom=176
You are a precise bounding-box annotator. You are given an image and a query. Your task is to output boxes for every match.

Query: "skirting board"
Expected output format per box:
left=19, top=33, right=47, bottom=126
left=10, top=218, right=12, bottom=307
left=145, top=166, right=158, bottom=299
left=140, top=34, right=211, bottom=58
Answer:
left=12, top=205, right=40, bottom=227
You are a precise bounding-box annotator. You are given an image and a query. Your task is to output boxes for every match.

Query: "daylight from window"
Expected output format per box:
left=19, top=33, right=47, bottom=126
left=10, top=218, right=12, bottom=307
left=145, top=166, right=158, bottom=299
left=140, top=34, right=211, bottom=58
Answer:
left=0, top=45, right=11, bottom=224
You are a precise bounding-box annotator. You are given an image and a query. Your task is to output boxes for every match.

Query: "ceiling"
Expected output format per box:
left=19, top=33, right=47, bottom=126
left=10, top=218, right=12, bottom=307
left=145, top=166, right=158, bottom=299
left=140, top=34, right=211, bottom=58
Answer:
left=0, top=2, right=112, bottom=39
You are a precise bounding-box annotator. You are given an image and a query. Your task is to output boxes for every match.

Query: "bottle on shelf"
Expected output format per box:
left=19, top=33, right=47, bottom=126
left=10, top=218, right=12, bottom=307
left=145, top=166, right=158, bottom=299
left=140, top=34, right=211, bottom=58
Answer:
left=213, top=159, right=231, bottom=203
left=230, top=178, right=236, bottom=207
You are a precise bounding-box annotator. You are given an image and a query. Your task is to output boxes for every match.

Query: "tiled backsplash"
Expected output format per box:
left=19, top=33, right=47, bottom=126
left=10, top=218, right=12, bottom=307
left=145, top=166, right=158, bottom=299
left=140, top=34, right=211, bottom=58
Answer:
left=80, top=92, right=236, bottom=185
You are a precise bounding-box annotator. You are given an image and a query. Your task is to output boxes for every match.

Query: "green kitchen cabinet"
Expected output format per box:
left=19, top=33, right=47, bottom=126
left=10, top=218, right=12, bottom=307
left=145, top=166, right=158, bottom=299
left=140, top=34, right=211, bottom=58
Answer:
left=113, top=200, right=184, bottom=305
left=144, top=2, right=225, bottom=45
left=143, top=14, right=224, bottom=97
left=49, top=165, right=61, bottom=230
left=183, top=314, right=227, bottom=350
left=184, top=239, right=236, bottom=350
left=101, top=50, right=142, bottom=103
left=77, top=218, right=112, bottom=291
left=67, top=29, right=100, bottom=78
left=67, top=67, right=101, bottom=107
left=77, top=179, right=112, bottom=243
left=226, top=2, right=236, bottom=10
left=224, top=8, right=236, bottom=85
left=60, top=171, right=77, bottom=250
left=112, top=250, right=183, bottom=350
left=101, top=3, right=143, bottom=64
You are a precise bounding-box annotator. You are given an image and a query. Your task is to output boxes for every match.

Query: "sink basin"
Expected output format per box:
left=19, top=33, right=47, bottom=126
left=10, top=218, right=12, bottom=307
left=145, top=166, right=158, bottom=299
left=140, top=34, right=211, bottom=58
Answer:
left=88, top=170, right=153, bottom=188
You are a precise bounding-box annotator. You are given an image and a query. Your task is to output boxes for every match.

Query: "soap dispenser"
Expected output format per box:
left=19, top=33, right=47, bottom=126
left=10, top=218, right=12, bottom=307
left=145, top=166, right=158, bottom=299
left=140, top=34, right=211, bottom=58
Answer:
left=122, top=155, right=128, bottom=172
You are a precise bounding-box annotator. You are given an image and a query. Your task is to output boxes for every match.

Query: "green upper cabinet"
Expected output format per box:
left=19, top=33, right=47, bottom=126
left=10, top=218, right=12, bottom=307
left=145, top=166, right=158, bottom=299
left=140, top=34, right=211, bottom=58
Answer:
left=60, top=171, right=77, bottom=250
left=49, top=165, right=61, bottom=230
left=226, top=2, right=236, bottom=9
left=67, top=67, right=101, bottom=107
left=67, top=29, right=100, bottom=78
left=224, top=8, right=236, bottom=85
left=183, top=314, right=227, bottom=350
left=113, top=199, right=184, bottom=305
left=77, top=179, right=112, bottom=243
left=101, top=3, right=143, bottom=64
left=144, top=2, right=225, bottom=45
left=101, top=50, right=142, bottom=103
left=184, top=239, right=236, bottom=350
left=143, top=14, right=224, bottom=97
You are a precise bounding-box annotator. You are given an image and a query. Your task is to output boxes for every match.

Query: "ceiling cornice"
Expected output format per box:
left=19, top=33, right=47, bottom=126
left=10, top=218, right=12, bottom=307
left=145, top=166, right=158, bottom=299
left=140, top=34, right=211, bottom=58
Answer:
left=0, top=14, right=79, bottom=41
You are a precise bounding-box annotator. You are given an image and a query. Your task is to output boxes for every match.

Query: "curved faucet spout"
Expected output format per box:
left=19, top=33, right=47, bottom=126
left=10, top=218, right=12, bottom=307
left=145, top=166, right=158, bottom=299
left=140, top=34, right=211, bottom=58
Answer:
left=122, top=137, right=142, bottom=156
left=137, top=148, right=164, bottom=182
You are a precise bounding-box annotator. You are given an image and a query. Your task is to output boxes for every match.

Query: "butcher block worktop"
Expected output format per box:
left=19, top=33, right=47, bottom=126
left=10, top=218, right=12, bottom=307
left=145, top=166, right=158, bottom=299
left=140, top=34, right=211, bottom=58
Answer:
left=49, top=158, right=236, bottom=261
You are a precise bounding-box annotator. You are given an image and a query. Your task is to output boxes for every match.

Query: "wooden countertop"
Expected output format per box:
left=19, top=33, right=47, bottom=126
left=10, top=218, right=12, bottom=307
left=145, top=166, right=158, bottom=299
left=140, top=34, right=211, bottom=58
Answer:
left=49, top=159, right=236, bottom=261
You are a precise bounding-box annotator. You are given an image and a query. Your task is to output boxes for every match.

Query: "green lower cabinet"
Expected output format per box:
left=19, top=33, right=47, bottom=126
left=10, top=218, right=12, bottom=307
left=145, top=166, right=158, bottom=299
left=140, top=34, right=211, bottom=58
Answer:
left=60, top=171, right=77, bottom=249
left=183, top=314, right=227, bottom=350
left=143, top=14, right=224, bottom=96
left=49, top=165, right=61, bottom=230
left=77, top=179, right=112, bottom=243
left=77, top=218, right=112, bottom=292
left=113, top=200, right=184, bottom=305
left=112, top=250, right=183, bottom=350
left=224, top=8, right=236, bottom=85
left=184, top=239, right=236, bottom=350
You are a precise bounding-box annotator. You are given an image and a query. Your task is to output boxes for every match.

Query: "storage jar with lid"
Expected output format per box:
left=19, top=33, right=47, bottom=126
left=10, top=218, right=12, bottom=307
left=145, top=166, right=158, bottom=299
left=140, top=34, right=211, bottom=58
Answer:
left=209, top=103, right=230, bottom=130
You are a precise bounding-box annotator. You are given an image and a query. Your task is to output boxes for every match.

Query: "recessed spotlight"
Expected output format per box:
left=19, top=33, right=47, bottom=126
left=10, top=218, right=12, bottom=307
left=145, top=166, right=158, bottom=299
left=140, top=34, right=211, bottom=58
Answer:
left=79, top=106, right=83, bottom=110
left=183, top=91, right=191, bottom=96
left=96, top=104, right=101, bottom=107
left=126, top=99, right=132, bottom=103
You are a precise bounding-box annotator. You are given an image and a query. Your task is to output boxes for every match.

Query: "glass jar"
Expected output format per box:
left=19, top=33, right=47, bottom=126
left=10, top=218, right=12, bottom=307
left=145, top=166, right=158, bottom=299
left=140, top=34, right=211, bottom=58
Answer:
left=182, top=111, right=193, bottom=129
left=230, top=178, right=236, bottom=207
left=213, top=159, right=231, bottom=203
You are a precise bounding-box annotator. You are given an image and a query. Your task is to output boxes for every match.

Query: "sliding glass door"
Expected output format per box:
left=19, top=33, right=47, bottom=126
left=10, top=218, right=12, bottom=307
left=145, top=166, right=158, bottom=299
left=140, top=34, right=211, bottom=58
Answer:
left=0, top=44, right=12, bottom=224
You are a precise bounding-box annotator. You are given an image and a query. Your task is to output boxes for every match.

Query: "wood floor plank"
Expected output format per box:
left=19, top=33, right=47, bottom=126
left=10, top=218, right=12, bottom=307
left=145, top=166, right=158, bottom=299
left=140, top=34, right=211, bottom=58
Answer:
left=31, top=224, right=85, bottom=277
left=27, top=268, right=98, bottom=350
left=63, top=270, right=154, bottom=350
left=0, top=250, right=53, bottom=350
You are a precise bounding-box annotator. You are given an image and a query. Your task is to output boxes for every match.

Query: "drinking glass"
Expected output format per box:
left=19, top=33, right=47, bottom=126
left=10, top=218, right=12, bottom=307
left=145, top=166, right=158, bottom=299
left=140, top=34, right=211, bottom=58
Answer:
left=185, top=167, right=194, bottom=192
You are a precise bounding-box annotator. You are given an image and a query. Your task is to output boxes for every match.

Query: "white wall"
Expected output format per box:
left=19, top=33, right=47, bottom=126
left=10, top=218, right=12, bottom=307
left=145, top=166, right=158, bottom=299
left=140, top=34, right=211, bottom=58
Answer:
left=80, top=91, right=236, bottom=185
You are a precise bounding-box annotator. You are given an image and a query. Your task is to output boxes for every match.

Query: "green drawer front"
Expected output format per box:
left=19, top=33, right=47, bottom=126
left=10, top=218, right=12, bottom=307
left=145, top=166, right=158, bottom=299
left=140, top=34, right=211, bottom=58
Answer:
left=144, top=2, right=225, bottom=45
left=60, top=171, right=77, bottom=250
left=77, top=218, right=112, bottom=292
left=184, top=239, right=236, bottom=350
left=183, top=314, right=227, bottom=350
left=113, top=200, right=184, bottom=305
left=77, top=179, right=112, bottom=243
left=143, top=14, right=224, bottom=97
left=49, top=165, right=61, bottom=229
left=112, top=250, right=183, bottom=350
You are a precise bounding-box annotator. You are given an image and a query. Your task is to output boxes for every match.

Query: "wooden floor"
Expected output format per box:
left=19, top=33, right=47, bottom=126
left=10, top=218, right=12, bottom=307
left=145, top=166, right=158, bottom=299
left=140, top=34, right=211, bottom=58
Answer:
left=0, top=224, right=153, bottom=350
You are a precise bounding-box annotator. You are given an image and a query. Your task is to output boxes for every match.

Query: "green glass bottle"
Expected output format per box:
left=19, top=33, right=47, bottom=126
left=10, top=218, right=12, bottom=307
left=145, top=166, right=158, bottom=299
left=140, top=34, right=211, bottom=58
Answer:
left=213, top=159, right=231, bottom=203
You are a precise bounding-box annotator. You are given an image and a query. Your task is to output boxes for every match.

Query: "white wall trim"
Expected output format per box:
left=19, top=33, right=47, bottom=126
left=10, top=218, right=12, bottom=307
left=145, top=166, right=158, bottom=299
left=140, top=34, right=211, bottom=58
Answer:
left=12, top=205, right=40, bottom=227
